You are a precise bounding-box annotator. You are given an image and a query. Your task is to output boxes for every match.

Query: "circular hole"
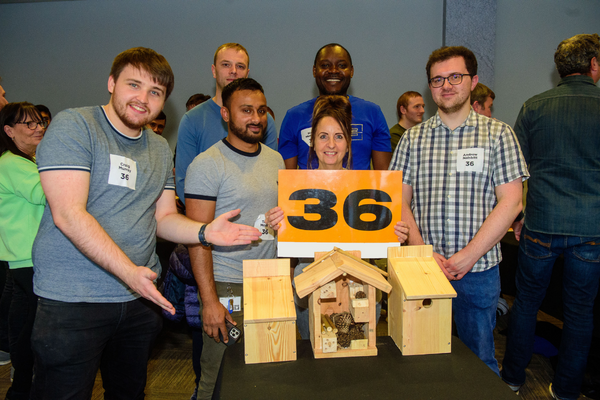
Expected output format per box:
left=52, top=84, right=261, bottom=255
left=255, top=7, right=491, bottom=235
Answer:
left=422, top=299, right=433, bottom=308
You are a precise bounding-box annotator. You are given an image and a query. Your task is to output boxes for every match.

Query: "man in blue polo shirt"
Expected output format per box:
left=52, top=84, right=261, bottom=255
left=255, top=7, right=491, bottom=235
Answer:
left=278, top=43, right=391, bottom=170
left=175, top=43, right=278, bottom=203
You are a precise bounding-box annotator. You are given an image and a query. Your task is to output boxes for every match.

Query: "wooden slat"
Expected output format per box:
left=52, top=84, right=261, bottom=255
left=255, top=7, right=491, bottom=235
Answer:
left=388, top=244, right=433, bottom=259
left=294, top=257, right=341, bottom=299
left=243, top=258, right=290, bottom=278
left=243, top=276, right=296, bottom=323
left=335, top=247, right=388, bottom=277
left=388, top=256, right=456, bottom=299
left=338, top=256, right=392, bottom=293
left=244, top=321, right=297, bottom=364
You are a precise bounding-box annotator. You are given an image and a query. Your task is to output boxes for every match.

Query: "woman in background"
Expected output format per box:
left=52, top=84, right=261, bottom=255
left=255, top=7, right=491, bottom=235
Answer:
left=0, top=102, right=47, bottom=399
left=266, top=95, right=408, bottom=339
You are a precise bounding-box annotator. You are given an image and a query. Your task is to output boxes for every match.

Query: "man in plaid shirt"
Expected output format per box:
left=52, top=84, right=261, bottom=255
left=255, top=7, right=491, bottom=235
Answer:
left=390, top=46, right=528, bottom=375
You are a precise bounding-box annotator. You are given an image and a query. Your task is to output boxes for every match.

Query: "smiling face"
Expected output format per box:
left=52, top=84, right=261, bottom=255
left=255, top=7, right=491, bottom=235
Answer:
left=313, top=46, right=354, bottom=96
left=313, top=116, right=349, bottom=170
left=429, top=56, right=478, bottom=116
left=4, top=115, right=45, bottom=157
left=222, top=89, right=268, bottom=148
left=106, top=65, right=166, bottom=137
left=212, top=48, right=249, bottom=92
left=401, top=96, right=425, bottom=127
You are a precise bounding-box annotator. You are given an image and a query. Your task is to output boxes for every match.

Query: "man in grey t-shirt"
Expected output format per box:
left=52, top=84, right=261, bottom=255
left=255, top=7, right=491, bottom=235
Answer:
left=184, top=78, right=283, bottom=399
left=30, top=47, right=260, bottom=399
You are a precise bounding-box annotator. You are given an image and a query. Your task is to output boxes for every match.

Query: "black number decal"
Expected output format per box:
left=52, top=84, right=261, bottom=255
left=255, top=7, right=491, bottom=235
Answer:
left=287, top=189, right=337, bottom=230
left=343, top=190, right=392, bottom=231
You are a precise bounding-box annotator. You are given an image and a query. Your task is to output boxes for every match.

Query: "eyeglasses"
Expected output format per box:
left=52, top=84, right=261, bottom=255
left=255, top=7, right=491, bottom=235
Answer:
left=16, top=121, right=49, bottom=130
left=428, top=73, right=473, bottom=88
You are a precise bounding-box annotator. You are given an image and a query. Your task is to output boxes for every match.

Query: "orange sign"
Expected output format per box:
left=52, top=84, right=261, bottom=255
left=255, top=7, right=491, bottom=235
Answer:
left=278, top=170, right=402, bottom=257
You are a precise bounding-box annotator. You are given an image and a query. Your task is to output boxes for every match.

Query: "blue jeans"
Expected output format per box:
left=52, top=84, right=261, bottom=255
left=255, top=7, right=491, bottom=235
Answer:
left=31, top=297, right=162, bottom=400
left=451, top=264, right=500, bottom=376
left=502, top=227, right=600, bottom=400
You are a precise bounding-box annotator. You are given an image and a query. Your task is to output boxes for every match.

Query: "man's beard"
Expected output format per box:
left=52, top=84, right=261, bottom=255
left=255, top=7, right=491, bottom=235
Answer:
left=436, top=90, right=470, bottom=115
left=113, top=100, right=156, bottom=131
left=230, top=120, right=265, bottom=144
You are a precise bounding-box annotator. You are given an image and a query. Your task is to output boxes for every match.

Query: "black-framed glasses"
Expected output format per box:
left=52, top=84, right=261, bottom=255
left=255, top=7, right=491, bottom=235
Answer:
left=428, top=73, right=473, bottom=88
left=16, top=121, right=49, bottom=130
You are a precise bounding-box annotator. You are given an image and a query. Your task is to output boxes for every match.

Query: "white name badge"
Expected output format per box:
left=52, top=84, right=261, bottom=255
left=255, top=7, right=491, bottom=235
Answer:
left=219, top=296, right=242, bottom=313
left=255, top=213, right=275, bottom=241
left=456, top=148, right=484, bottom=173
left=301, top=127, right=312, bottom=146
left=108, top=154, right=137, bottom=190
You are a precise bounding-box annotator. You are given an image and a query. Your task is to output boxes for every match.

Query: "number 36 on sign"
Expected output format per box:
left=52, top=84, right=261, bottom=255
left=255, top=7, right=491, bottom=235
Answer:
left=277, top=170, right=402, bottom=258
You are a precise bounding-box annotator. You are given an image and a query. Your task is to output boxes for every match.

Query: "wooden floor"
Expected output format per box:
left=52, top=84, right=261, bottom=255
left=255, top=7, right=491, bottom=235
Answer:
left=0, top=299, right=586, bottom=399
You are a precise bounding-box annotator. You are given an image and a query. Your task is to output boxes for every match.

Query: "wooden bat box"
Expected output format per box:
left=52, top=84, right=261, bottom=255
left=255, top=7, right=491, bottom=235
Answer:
left=243, top=259, right=297, bottom=364
left=387, top=245, right=457, bottom=355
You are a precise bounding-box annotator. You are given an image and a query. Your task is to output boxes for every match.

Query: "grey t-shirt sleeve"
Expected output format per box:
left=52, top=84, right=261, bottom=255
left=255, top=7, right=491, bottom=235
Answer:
left=184, top=150, right=220, bottom=201
left=37, top=109, right=93, bottom=172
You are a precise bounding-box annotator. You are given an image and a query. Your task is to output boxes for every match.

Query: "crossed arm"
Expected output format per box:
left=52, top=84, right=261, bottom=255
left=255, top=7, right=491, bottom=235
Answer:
left=401, top=179, right=523, bottom=280
left=40, top=170, right=259, bottom=315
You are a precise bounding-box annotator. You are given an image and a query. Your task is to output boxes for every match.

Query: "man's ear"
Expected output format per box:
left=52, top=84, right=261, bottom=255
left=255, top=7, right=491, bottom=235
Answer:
left=221, top=106, right=230, bottom=123
left=472, top=101, right=481, bottom=113
left=470, top=74, right=479, bottom=90
left=211, top=64, right=217, bottom=79
left=400, top=105, right=407, bottom=116
left=108, top=75, right=116, bottom=95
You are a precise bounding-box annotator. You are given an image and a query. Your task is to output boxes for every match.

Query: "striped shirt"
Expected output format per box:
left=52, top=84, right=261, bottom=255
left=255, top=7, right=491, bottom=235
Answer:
left=390, top=109, right=528, bottom=272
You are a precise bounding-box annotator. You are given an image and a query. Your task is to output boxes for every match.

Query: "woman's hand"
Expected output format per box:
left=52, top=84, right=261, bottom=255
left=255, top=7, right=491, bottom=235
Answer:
left=394, top=221, right=409, bottom=244
left=265, top=206, right=285, bottom=231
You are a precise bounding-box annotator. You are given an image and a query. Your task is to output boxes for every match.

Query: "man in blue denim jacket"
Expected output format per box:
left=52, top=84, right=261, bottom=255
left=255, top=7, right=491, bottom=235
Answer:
left=502, top=33, right=600, bottom=400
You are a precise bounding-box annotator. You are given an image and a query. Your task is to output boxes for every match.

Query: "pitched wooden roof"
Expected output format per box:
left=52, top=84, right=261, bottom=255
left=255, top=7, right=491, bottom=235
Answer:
left=295, top=248, right=392, bottom=299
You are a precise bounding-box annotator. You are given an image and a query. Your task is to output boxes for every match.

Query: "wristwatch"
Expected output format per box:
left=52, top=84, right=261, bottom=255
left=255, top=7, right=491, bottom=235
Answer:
left=198, top=224, right=212, bottom=247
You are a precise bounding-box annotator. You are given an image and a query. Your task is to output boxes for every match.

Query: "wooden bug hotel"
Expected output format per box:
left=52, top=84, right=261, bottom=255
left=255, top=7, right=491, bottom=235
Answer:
left=387, top=245, right=457, bottom=355
left=243, top=259, right=297, bottom=364
left=294, top=248, right=392, bottom=358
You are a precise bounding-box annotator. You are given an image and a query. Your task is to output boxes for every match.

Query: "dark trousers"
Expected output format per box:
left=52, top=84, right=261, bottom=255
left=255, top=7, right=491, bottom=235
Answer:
left=0, top=260, right=12, bottom=352
left=6, top=267, right=37, bottom=400
left=31, top=297, right=162, bottom=400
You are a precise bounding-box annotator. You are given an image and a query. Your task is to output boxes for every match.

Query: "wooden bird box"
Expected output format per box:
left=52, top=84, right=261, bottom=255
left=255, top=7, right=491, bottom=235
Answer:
left=387, top=245, right=457, bottom=355
left=243, top=259, right=296, bottom=364
left=294, top=247, right=392, bottom=359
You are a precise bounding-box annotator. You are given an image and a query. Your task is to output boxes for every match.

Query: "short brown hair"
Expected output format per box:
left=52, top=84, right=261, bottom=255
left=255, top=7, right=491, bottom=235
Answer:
left=396, top=91, right=422, bottom=119
left=470, top=83, right=495, bottom=107
left=554, top=33, right=600, bottom=78
left=213, top=43, right=250, bottom=68
left=110, top=47, right=175, bottom=99
left=308, top=95, right=353, bottom=169
left=426, top=46, right=477, bottom=81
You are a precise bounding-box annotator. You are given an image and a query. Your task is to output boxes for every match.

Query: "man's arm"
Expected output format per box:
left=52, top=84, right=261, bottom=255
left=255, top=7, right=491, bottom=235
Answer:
left=155, top=189, right=260, bottom=246
left=262, top=114, right=278, bottom=151
left=444, top=178, right=523, bottom=280
left=175, top=113, right=196, bottom=203
left=40, top=169, right=175, bottom=314
left=186, top=198, right=233, bottom=343
left=284, top=156, right=298, bottom=170
left=372, top=150, right=392, bottom=170
left=402, top=183, right=452, bottom=280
